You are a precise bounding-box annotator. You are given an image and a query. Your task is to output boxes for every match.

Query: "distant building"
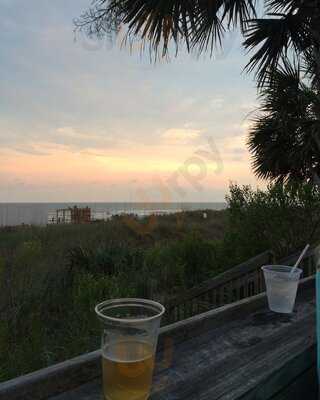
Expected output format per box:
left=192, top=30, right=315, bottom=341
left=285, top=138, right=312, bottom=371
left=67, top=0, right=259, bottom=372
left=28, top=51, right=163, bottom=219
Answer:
left=48, top=206, right=91, bottom=224
left=70, top=206, right=91, bottom=224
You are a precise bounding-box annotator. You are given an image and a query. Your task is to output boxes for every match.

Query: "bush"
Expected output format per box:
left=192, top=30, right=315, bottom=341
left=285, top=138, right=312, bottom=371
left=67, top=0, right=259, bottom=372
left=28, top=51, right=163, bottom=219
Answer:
left=225, top=181, right=320, bottom=258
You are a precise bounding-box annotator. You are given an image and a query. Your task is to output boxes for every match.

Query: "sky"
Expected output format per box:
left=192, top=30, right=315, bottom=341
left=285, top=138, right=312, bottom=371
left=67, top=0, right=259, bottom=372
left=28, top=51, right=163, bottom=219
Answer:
left=0, top=0, right=264, bottom=202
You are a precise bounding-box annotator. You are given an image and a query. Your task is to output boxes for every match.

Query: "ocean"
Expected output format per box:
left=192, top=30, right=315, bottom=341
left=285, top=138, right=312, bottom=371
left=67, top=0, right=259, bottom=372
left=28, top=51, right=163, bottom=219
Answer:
left=0, top=202, right=226, bottom=227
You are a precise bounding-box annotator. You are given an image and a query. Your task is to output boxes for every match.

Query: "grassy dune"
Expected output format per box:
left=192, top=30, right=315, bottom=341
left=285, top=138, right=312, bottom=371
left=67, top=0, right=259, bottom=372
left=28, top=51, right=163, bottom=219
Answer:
left=0, top=210, right=230, bottom=382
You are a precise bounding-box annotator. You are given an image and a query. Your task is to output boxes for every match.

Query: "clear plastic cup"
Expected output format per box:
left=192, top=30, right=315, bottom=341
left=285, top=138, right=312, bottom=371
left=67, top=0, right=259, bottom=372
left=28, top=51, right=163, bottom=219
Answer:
left=262, top=265, right=302, bottom=313
left=95, top=298, right=165, bottom=400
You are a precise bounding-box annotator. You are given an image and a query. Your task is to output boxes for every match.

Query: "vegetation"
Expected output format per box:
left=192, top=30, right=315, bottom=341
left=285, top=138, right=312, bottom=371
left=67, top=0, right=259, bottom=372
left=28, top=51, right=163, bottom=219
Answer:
left=1, top=182, right=320, bottom=382
left=0, top=209, right=227, bottom=382
left=75, top=0, right=320, bottom=85
left=248, top=60, right=320, bottom=184
left=226, top=181, right=320, bottom=258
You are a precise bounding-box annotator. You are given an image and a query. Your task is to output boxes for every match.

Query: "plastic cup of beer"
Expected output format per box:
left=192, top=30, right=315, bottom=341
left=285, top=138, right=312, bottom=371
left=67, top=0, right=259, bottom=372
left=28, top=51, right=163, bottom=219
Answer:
left=95, top=298, right=165, bottom=400
left=262, top=265, right=302, bottom=313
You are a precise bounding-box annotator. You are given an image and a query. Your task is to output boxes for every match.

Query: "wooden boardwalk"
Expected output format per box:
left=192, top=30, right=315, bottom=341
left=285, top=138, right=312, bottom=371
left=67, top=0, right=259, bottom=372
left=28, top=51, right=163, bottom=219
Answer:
left=0, top=276, right=316, bottom=400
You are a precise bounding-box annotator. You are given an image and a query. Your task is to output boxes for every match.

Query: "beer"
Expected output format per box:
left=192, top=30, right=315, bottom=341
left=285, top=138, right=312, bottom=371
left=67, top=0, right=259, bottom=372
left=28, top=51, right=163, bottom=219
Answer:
left=102, top=340, right=155, bottom=400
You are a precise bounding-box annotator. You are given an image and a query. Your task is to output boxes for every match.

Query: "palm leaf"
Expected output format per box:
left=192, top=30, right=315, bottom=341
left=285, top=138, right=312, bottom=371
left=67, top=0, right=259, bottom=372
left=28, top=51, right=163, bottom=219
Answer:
left=248, top=59, right=320, bottom=183
left=243, top=11, right=311, bottom=86
left=244, top=0, right=320, bottom=85
left=75, top=0, right=256, bottom=57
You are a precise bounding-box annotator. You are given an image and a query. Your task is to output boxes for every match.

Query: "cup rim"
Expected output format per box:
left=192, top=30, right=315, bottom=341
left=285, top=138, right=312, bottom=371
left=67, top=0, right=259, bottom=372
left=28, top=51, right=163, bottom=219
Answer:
left=95, top=298, right=165, bottom=324
left=261, top=264, right=302, bottom=275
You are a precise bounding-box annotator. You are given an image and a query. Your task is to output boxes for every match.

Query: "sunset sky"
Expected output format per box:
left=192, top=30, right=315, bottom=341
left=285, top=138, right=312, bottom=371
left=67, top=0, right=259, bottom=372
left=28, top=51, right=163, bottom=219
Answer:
left=0, top=0, right=264, bottom=202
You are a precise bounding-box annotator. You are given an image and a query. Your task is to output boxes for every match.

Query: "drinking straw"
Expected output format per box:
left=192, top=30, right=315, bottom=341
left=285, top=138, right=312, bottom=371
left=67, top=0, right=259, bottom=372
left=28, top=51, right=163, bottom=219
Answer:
left=291, top=244, right=310, bottom=275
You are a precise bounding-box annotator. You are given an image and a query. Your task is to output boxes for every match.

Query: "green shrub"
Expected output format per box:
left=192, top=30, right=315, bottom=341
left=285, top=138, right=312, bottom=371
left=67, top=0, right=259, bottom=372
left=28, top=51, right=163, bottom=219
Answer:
left=226, top=181, right=320, bottom=258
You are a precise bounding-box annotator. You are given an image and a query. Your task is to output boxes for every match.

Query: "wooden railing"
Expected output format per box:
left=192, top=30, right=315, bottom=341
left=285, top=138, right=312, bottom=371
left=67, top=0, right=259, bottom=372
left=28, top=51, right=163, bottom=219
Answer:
left=164, top=250, right=274, bottom=324
left=163, top=246, right=318, bottom=325
left=0, top=277, right=315, bottom=400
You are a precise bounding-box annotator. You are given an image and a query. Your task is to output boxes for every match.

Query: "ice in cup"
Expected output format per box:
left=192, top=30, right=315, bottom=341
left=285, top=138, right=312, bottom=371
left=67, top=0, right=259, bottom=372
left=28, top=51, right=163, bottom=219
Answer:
left=262, top=265, right=302, bottom=313
left=95, top=298, right=165, bottom=400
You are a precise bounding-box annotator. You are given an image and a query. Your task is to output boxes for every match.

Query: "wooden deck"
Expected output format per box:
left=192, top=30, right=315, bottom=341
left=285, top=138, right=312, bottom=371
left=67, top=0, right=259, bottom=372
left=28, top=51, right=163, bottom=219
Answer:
left=0, top=276, right=317, bottom=400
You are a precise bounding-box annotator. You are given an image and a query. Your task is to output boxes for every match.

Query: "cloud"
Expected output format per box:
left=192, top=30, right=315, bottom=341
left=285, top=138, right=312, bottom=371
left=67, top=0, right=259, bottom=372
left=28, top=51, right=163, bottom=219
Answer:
left=11, top=146, right=50, bottom=156
left=218, top=134, right=250, bottom=162
left=56, top=127, right=87, bottom=138
left=53, top=126, right=118, bottom=152
left=56, top=126, right=109, bottom=141
left=162, top=128, right=202, bottom=144
left=55, top=126, right=102, bottom=142
left=240, top=102, right=259, bottom=113
left=209, top=98, right=225, bottom=109
left=231, top=147, right=247, bottom=155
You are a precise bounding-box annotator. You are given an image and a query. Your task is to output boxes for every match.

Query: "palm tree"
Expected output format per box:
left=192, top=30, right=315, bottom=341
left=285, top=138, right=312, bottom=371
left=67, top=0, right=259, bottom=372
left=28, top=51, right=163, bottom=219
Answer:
left=247, top=58, right=320, bottom=184
left=75, top=1, right=320, bottom=184
left=75, top=0, right=320, bottom=84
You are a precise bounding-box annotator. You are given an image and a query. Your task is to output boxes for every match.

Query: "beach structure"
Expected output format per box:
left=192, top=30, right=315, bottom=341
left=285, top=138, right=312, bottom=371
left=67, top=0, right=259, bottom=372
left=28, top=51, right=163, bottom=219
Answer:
left=70, top=206, right=91, bottom=224
left=47, top=206, right=183, bottom=224
left=48, top=206, right=91, bottom=225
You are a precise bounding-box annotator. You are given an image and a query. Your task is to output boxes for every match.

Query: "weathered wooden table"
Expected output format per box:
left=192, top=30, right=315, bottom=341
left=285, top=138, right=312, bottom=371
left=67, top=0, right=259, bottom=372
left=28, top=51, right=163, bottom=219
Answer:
left=0, top=277, right=317, bottom=400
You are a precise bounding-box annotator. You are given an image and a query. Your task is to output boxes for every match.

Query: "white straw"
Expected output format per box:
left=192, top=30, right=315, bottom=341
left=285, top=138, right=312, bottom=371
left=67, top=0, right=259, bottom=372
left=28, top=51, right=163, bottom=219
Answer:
left=291, top=244, right=310, bottom=274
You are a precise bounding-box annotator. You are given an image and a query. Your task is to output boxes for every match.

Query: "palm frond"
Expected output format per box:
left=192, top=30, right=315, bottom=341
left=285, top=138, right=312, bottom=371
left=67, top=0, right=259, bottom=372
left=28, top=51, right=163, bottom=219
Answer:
left=265, top=0, right=299, bottom=14
left=248, top=59, right=320, bottom=183
left=303, top=48, right=320, bottom=90
left=190, top=1, right=226, bottom=55
left=243, top=11, right=310, bottom=86
left=75, top=0, right=257, bottom=57
left=222, top=0, right=256, bottom=31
